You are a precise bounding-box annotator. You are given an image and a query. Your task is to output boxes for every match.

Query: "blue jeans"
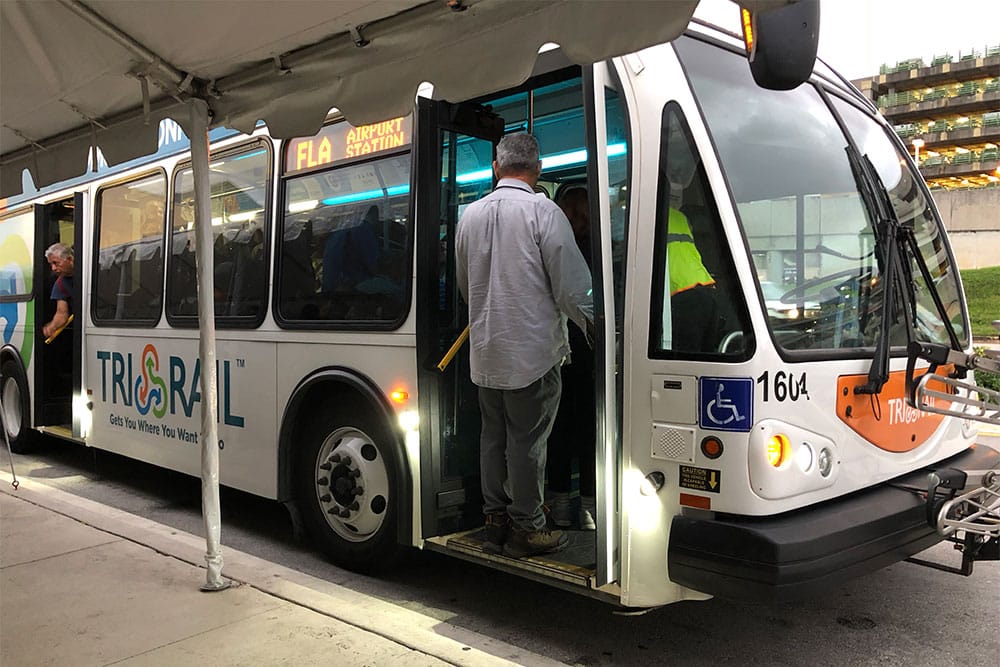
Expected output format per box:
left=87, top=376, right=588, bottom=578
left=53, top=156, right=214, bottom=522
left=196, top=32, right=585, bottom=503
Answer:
left=478, top=365, right=561, bottom=531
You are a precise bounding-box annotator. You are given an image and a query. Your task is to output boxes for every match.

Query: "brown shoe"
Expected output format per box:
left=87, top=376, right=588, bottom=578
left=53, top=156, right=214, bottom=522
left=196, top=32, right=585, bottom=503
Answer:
left=502, top=523, right=568, bottom=558
left=483, top=512, right=508, bottom=555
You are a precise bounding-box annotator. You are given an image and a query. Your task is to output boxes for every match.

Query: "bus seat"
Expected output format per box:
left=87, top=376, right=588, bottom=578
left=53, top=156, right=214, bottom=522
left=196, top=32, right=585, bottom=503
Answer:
left=170, top=247, right=198, bottom=316
left=279, top=232, right=318, bottom=319
left=228, top=246, right=264, bottom=317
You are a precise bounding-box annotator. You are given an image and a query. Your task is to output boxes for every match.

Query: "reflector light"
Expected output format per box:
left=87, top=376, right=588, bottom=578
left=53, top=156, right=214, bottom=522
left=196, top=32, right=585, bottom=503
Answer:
left=766, top=433, right=790, bottom=468
left=680, top=493, right=711, bottom=510
left=701, top=436, right=724, bottom=459
left=741, top=8, right=755, bottom=56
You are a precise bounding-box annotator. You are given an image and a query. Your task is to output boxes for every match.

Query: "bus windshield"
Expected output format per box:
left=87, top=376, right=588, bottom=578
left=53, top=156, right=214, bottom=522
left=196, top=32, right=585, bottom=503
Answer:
left=675, top=36, right=967, bottom=354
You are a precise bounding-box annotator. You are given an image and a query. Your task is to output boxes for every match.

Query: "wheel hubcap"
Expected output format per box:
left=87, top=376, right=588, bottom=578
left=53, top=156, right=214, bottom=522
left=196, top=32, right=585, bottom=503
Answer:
left=2, top=377, right=21, bottom=439
left=314, top=427, right=389, bottom=542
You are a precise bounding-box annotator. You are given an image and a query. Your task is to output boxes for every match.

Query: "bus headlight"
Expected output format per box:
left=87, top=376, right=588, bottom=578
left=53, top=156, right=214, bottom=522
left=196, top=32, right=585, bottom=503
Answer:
left=796, top=442, right=814, bottom=472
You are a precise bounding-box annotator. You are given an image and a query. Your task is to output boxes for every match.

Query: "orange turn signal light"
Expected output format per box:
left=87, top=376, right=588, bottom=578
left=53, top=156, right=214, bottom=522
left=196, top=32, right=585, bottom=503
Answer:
left=389, top=389, right=409, bottom=404
left=766, top=433, right=790, bottom=468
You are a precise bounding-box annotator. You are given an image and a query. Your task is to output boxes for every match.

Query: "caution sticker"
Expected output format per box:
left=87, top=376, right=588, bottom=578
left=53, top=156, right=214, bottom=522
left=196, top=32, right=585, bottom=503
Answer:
left=679, top=465, right=721, bottom=494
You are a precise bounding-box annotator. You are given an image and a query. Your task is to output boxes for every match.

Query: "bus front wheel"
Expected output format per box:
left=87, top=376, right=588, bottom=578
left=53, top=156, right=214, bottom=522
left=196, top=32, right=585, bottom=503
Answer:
left=1, top=358, right=35, bottom=453
left=294, top=404, right=400, bottom=572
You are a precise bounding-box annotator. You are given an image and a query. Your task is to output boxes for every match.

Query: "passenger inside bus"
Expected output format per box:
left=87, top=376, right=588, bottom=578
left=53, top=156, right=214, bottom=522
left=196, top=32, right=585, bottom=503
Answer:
left=322, top=204, right=379, bottom=295
left=547, top=185, right=596, bottom=530
left=41, top=241, right=75, bottom=409
left=249, top=227, right=265, bottom=260
left=657, top=110, right=737, bottom=355
left=141, top=200, right=164, bottom=239
left=667, top=207, right=718, bottom=353
left=42, top=242, right=74, bottom=340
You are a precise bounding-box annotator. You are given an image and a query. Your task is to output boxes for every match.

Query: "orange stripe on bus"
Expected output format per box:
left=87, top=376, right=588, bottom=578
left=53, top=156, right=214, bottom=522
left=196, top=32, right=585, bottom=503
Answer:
left=836, top=367, right=953, bottom=452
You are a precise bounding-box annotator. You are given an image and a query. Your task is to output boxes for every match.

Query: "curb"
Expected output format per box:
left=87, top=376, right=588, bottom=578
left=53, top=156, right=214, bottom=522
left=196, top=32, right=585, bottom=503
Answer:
left=0, top=473, right=563, bottom=667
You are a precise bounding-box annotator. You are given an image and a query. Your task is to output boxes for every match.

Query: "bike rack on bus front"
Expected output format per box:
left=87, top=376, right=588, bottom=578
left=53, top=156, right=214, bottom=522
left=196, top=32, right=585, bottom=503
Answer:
left=901, top=341, right=1000, bottom=575
left=908, top=465, right=1000, bottom=575
left=904, top=341, right=1000, bottom=427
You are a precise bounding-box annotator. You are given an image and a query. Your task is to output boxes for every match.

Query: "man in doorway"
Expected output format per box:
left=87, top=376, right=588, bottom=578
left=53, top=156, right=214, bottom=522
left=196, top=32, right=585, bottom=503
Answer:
left=42, top=242, right=74, bottom=340
left=455, top=133, right=593, bottom=558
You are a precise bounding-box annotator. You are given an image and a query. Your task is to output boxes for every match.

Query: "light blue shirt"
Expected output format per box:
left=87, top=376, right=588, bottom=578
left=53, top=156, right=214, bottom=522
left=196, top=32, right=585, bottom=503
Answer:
left=456, top=178, right=593, bottom=390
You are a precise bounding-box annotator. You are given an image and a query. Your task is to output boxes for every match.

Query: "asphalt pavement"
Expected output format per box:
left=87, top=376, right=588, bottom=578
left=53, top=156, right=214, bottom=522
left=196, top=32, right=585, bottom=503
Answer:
left=3, top=416, right=998, bottom=666
left=0, top=473, right=562, bottom=667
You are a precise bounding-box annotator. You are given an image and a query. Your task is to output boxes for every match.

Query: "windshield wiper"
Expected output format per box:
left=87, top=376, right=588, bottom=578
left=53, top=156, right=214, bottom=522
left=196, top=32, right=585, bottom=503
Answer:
left=902, top=231, right=963, bottom=351
left=844, top=143, right=915, bottom=396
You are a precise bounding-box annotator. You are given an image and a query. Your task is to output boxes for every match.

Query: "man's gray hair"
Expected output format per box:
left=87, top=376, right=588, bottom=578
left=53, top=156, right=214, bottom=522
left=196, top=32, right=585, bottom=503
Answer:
left=495, top=133, right=540, bottom=174
left=45, top=242, right=73, bottom=260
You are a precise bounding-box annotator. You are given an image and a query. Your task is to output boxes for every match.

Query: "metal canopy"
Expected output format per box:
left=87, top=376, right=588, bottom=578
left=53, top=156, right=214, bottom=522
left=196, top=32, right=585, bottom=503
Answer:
left=2, top=0, right=791, bottom=199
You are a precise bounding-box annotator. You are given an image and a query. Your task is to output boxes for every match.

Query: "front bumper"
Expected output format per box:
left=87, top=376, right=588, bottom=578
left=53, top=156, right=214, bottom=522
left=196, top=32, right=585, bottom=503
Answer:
left=668, top=443, right=1000, bottom=602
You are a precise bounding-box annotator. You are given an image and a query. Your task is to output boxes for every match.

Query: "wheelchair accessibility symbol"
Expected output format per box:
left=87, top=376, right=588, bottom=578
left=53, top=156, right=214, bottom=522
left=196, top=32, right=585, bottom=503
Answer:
left=699, top=377, right=753, bottom=432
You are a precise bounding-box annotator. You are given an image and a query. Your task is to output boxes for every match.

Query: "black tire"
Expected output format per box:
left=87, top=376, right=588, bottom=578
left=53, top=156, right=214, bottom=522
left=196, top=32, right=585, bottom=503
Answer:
left=293, top=401, right=401, bottom=572
left=1, top=358, right=36, bottom=453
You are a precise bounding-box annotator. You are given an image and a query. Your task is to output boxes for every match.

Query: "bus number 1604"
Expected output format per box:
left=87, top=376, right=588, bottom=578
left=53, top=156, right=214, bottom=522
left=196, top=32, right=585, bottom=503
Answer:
left=757, top=370, right=809, bottom=402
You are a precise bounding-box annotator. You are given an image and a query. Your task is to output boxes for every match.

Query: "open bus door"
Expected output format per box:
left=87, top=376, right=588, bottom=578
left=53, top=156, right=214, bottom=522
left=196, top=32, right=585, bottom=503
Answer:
left=415, top=73, right=629, bottom=598
left=582, top=62, right=632, bottom=588
left=32, top=194, right=82, bottom=438
left=414, top=98, right=504, bottom=540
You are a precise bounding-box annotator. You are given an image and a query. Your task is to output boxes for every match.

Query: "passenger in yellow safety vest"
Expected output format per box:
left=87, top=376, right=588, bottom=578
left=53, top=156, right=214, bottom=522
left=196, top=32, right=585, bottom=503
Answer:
left=667, top=208, right=718, bottom=352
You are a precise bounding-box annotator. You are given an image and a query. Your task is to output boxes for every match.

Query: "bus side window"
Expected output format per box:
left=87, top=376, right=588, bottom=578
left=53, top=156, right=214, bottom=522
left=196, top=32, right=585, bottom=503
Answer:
left=278, top=151, right=411, bottom=326
left=93, top=174, right=166, bottom=325
left=167, top=142, right=270, bottom=327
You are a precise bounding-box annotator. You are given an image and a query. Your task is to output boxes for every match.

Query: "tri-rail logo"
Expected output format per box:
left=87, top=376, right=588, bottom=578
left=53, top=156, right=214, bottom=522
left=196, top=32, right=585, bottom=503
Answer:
left=96, top=344, right=245, bottom=427
left=886, top=396, right=936, bottom=425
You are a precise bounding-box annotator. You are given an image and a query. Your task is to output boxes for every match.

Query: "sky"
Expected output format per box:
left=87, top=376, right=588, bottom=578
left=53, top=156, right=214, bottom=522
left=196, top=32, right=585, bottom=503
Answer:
left=695, top=0, right=1000, bottom=80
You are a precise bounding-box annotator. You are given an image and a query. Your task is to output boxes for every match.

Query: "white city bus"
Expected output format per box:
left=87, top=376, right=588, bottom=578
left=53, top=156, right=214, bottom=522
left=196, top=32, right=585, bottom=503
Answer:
left=2, top=16, right=997, bottom=608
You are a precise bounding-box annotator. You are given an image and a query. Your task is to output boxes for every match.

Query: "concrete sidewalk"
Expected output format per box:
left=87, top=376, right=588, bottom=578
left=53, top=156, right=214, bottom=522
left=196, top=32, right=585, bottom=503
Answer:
left=0, top=474, right=561, bottom=667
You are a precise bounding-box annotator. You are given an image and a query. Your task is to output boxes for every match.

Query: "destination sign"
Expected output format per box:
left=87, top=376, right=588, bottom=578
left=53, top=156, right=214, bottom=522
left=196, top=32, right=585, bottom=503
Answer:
left=285, top=116, right=412, bottom=174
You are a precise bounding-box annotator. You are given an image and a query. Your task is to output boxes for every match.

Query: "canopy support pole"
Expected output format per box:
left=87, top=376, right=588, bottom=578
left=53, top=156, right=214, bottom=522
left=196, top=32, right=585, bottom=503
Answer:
left=188, top=99, right=229, bottom=592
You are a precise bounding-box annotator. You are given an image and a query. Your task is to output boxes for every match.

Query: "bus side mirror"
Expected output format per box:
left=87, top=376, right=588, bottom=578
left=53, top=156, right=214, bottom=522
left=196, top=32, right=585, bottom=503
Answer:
left=741, top=0, right=820, bottom=90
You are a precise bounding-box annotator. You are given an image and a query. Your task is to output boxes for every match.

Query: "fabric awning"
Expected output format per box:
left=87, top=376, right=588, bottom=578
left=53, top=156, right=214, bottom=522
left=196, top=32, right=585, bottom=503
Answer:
left=1, top=0, right=791, bottom=199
